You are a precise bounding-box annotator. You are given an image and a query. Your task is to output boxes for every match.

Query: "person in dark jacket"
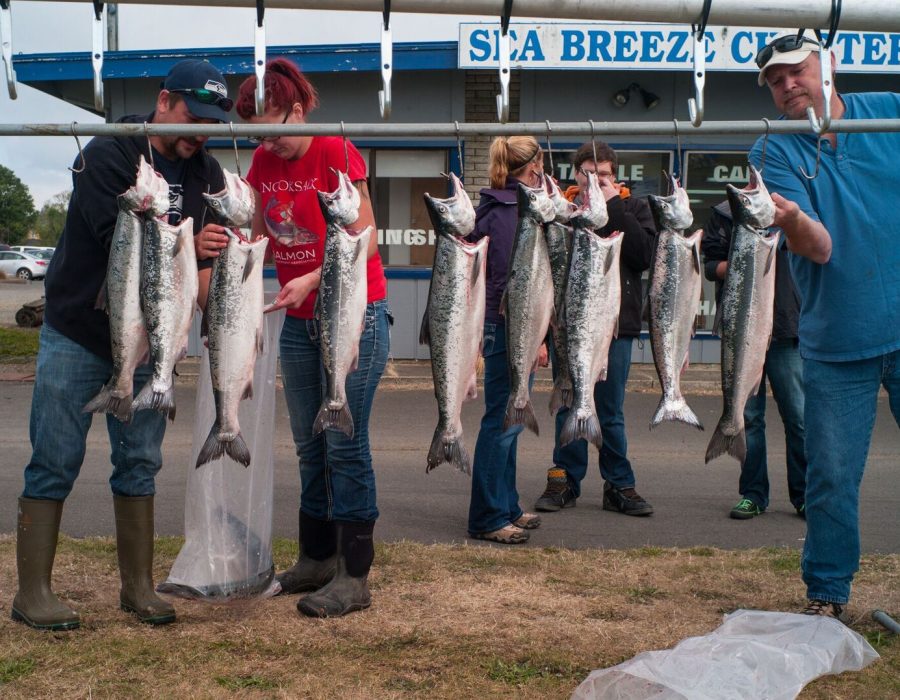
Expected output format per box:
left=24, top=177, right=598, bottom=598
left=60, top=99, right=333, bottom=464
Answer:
left=702, top=201, right=807, bottom=520
left=12, top=59, right=232, bottom=632
left=534, top=142, right=657, bottom=516
left=467, top=135, right=547, bottom=544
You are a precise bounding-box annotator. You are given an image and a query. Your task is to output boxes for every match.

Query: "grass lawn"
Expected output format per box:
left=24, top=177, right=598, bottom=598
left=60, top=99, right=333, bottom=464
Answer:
left=0, top=327, right=39, bottom=363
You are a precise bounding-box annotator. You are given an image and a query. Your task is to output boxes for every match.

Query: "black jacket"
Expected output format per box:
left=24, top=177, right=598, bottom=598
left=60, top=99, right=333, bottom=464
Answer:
left=701, top=201, right=800, bottom=341
left=45, top=113, right=225, bottom=361
left=470, top=181, right=519, bottom=323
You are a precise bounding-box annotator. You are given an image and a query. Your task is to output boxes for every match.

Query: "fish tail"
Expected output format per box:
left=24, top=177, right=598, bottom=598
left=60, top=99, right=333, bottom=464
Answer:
left=83, top=384, right=134, bottom=423
left=549, top=382, right=573, bottom=415
left=650, top=396, right=704, bottom=431
left=502, top=398, right=539, bottom=436
left=426, top=428, right=471, bottom=475
left=196, top=423, right=226, bottom=468
left=132, top=382, right=176, bottom=421
left=225, top=433, right=251, bottom=468
left=704, top=422, right=746, bottom=464
left=560, top=410, right=602, bottom=449
left=313, top=402, right=355, bottom=438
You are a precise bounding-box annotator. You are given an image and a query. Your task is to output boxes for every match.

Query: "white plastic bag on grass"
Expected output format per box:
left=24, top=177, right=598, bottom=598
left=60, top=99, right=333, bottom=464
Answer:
left=571, top=609, right=879, bottom=700
left=159, top=306, right=285, bottom=602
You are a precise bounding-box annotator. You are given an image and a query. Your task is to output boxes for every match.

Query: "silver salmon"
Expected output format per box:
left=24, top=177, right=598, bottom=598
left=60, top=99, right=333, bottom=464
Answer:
left=313, top=170, right=372, bottom=438
left=502, top=180, right=556, bottom=435
left=419, top=173, right=486, bottom=474
left=84, top=156, right=169, bottom=422
left=560, top=173, right=619, bottom=449
left=647, top=174, right=704, bottom=430
left=196, top=170, right=268, bottom=468
left=705, top=166, right=778, bottom=465
left=545, top=175, right=578, bottom=415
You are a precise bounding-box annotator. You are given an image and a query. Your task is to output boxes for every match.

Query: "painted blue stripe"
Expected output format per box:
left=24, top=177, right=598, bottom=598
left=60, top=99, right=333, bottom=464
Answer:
left=12, top=42, right=458, bottom=83
left=385, top=268, right=432, bottom=280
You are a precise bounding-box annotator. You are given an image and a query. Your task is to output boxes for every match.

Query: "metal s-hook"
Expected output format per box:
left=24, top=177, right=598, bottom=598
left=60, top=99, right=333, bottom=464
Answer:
left=378, top=0, right=392, bottom=120
left=229, top=122, right=242, bottom=178
left=687, top=0, right=711, bottom=127
left=91, top=0, right=105, bottom=112
left=759, top=117, right=771, bottom=173
left=254, top=0, right=266, bottom=117
left=144, top=122, right=155, bottom=171
left=673, top=118, right=683, bottom=177
left=545, top=119, right=554, bottom=176
left=589, top=119, right=598, bottom=166
left=68, top=122, right=87, bottom=174
left=799, top=136, right=824, bottom=180
left=455, top=120, right=464, bottom=181
left=0, top=0, right=17, bottom=99
left=495, top=0, right=513, bottom=123
left=340, top=120, right=349, bottom=174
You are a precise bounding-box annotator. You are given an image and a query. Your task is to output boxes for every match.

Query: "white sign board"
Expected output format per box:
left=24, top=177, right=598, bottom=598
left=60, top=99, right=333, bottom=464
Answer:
left=459, top=23, right=900, bottom=74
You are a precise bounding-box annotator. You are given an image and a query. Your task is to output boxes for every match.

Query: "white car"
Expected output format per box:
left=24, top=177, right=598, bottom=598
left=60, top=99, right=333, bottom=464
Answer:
left=0, top=250, right=50, bottom=280
left=11, top=246, right=55, bottom=261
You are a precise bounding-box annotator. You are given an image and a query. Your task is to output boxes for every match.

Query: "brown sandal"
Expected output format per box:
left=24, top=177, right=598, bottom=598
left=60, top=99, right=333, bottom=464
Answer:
left=513, top=512, right=542, bottom=530
left=469, top=524, right=529, bottom=544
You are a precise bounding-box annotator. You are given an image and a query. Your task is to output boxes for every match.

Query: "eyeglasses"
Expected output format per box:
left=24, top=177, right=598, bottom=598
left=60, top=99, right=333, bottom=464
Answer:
left=754, top=35, right=819, bottom=69
left=248, top=111, right=290, bottom=145
left=168, top=88, right=234, bottom=112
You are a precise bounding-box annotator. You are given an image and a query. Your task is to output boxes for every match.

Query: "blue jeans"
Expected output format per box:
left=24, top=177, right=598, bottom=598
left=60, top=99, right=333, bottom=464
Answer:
left=468, top=321, right=532, bottom=534
left=740, top=339, right=807, bottom=510
left=23, top=323, right=166, bottom=500
left=279, top=300, right=390, bottom=523
left=801, top=350, right=900, bottom=604
left=552, top=336, right=635, bottom=496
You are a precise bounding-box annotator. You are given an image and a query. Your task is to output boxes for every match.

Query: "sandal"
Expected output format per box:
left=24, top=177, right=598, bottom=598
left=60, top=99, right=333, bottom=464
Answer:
left=513, top=512, right=542, bottom=530
left=469, top=524, right=529, bottom=544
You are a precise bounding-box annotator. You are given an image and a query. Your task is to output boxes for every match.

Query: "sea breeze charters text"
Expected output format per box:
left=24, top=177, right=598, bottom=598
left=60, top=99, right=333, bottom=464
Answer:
left=458, top=23, right=900, bottom=72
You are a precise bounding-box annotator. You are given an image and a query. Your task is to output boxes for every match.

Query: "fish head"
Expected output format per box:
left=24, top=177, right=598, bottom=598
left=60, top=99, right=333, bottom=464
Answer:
left=726, top=165, right=776, bottom=230
left=545, top=174, right=577, bottom=223
left=121, top=155, right=171, bottom=215
left=203, top=169, right=255, bottom=227
left=569, top=172, right=609, bottom=230
left=516, top=181, right=556, bottom=224
left=648, top=172, right=694, bottom=231
left=423, top=172, right=476, bottom=238
left=317, top=169, right=361, bottom=226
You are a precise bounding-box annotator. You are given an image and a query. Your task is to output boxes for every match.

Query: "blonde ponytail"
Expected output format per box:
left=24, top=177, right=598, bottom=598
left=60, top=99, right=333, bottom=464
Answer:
left=488, top=136, right=541, bottom=189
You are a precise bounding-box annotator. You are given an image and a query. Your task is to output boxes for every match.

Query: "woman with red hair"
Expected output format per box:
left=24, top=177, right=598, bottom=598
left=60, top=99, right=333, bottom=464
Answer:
left=236, top=58, right=389, bottom=618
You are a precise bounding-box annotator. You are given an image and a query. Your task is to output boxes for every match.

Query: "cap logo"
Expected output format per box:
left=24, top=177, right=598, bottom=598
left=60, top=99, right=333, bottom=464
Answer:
left=204, top=80, right=227, bottom=97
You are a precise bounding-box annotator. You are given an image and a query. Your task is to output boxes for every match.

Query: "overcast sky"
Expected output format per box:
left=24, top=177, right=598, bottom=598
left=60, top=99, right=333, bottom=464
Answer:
left=1, top=2, right=486, bottom=207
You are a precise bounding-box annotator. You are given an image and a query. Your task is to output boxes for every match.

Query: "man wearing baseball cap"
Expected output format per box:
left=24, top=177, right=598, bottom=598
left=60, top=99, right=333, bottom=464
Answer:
left=749, top=34, right=900, bottom=621
left=11, top=59, right=233, bottom=631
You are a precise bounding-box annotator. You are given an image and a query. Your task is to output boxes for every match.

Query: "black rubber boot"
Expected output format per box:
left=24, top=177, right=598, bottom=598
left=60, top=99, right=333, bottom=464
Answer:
left=11, top=497, right=80, bottom=631
left=275, top=511, right=337, bottom=595
left=297, top=520, right=374, bottom=618
left=114, top=495, right=176, bottom=625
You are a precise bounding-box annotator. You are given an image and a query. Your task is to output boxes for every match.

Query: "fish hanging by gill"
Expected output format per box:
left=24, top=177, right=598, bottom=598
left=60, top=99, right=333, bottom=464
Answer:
left=647, top=173, right=704, bottom=430
left=560, top=172, right=620, bottom=449
left=706, top=165, right=778, bottom=465
left=313, top=169, right=372, bottom=439
left=501, top=179, right=557, bottom=435
left=544, top=174, right=579, bottom=415
left=419, top=173, right=487, bottom=475
left=196, top=170, right=268, bottom=468
left=84, top=156, right=170, bottom=422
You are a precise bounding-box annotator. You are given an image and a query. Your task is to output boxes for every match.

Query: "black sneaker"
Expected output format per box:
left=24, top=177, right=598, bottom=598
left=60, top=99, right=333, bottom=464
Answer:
left=802, top=599, right=847, bottom=622
left=603, top=482, right=654, bottom=516
left=534, top=468, right=576, bottom=512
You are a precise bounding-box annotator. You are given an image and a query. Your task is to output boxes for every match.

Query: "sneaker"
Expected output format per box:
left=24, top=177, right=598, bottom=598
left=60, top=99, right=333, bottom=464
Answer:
left=730, top=498, right=764, bottom=520
left=534, top=468, right=576, bottom=512
left=802, top=599, right=847, bottom=622
left=796, top=503, right=806, bottom=520
left=513, top=512, right=542, bottom=530
left=603, top=483, right=654, bottom=516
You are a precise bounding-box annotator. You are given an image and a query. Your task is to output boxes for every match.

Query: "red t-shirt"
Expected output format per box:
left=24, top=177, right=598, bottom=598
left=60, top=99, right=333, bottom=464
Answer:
left=246, top=136, right=387, bottom=319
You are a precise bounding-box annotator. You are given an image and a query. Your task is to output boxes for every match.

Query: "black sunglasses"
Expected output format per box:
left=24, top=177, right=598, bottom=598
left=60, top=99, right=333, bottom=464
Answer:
left=754, top=35, right=819, bottom=69
left=248, top=111, right=290, bottom=145
left=169, top=88, right=234, bottom=112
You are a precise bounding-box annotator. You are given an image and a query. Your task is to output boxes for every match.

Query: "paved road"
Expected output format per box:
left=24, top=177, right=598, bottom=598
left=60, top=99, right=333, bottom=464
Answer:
left=1, top=378, right=897, bottom=554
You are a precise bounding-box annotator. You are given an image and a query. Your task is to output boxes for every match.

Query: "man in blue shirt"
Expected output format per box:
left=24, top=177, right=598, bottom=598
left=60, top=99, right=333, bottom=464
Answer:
left=749, top=34, right=900, bottom=620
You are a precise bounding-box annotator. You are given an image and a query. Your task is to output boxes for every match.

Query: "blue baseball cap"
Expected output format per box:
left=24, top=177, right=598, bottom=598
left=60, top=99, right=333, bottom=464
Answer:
left=162, top=59, right=233, bottom=122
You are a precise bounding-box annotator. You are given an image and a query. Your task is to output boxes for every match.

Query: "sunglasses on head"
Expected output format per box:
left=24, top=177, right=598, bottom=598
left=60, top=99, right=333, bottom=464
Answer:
left=754, top=35, right=819, bottom=69
left=169, top=88, right=234, bottom=112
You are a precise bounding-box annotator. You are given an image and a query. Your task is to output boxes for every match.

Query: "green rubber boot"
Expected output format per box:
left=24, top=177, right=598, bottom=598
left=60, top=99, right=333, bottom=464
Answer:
left=275, top=511, right=337, bottom=595
left=11, top=497, right=80, bottom=631
left=114, top=495, right=175, bottom=625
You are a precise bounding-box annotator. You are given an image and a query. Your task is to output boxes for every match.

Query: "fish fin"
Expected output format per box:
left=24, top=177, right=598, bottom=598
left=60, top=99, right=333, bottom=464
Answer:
left=598, top=365, right=608, bottom=382
left=603, top=249, right=616, bottom=275
left=650, top=396, right=704, bottom=430
left=612, top=315, right=619, bottom=339
left=242, top=254, right=256, bottom=283
left=681, top=353, right=690, bottom=376
left=499, top=289, right=508, bottom=319
left=549, top=381, right=573, bottom=415
left=132, top=382, right=176, bottom=422
left=225, top=434, right=251, bottom=468
left=471, top=248, right=483, bottom=288
left=200, top=312, right=209, bottom=339
left=313, top=292, right=322, bottom=322
left=241, top=380, right=254, bottom=401
left=692, top=240, right=702, bottom=275
left=196, top=423, right=226, bottom=468
left=711, top=301, right=723, bottom=337
left=313, top=403, right=354, bottom=438
left=426, top=429, right=471, bottom=476
left=764, top=242, right=776, bottom=275
left=419, top=305, right=431, bottom=346
left=704, top=422, right=745, bottom=464
left=256, top=327, right=265, bottom=355
left=83, top=384, right=134, bottom=424
left=502, top=397, right=540, bottom=436
left=560, top=410, right=602, bottom=448
left=94, top=278, right=109, bottom=312
left=641, top=291, right=651, bottom=325
left=465, top=372, right=478, bottom=401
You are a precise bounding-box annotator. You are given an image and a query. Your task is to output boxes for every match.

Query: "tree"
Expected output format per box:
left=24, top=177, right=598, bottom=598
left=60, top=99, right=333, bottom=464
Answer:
left=0, top=165, right=37, bottom=246
left=33, top=190, right=72, bottom=247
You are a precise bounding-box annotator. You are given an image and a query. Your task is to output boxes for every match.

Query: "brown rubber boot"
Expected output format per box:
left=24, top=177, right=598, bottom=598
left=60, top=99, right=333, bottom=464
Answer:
left=11, top=497, right=80, bottom=631
left=297, top=520, right=374, bottom=618
left=275, top=511, right=337, bottom=595
left=114, top=495, right=175, bottom=625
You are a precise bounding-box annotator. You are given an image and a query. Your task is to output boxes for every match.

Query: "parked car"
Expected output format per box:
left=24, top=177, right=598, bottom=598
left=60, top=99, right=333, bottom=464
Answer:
left=11, top=246, right=55, bottom=260
left=0, top=251, right=50, bottom=280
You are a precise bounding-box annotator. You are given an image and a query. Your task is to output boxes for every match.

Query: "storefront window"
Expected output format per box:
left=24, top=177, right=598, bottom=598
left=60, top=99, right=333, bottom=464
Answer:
left=545, top=149, right=672, bottom=199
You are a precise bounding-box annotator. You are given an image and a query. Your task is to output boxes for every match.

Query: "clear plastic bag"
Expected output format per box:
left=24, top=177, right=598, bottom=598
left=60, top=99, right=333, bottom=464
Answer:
left=159, top=306, right=285, bottom=602
left=571, top=609, right=879, bottom=700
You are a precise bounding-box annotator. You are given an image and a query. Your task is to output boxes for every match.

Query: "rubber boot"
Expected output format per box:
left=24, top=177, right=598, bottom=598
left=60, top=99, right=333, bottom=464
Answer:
left=114, top=495, right=175, bottom=625
left=11, top=497, right=80, bottom=631
left=275, top=511, right=337, bottom=595
left=297, top=520, right=374, bottom=618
